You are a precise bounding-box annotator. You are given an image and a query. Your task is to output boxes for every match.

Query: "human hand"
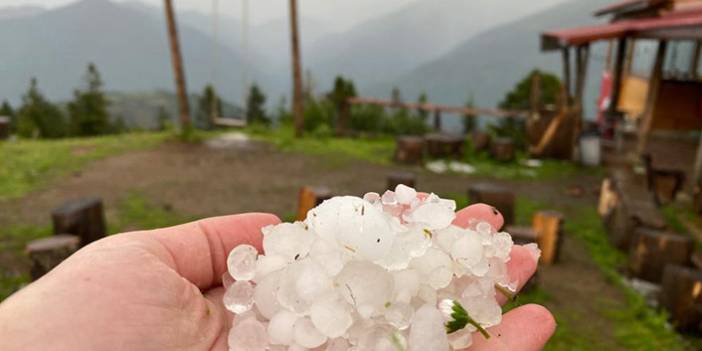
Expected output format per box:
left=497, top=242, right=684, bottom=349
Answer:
left=0, top=206, right=555, bottom=351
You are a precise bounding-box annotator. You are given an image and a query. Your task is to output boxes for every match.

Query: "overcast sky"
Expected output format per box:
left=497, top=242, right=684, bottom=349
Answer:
left=0, top=0, right=419, bottom=28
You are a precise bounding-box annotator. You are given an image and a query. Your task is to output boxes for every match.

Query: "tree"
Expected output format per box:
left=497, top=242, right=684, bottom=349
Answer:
left=0, top=100, right=14, bottom=132
left=463, top=95, right=477, bottom=134
left=16, top=78, right=66, bottom=138
left=196, top=84, right=221, bottom=130
left=246, top=83, right=269, bottom=125
left=68, top=63, right=111, bottom=136
left=416, top=92, right=429, bottom=121
left=327, top=76, right=357, bottom=134
left=156, top=106, right=172, bottom=131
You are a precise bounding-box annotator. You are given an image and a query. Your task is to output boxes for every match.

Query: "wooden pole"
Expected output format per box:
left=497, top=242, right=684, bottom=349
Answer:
left=562, top=47, right=572, bottom=102
left=433, top=110, right=442, bottom=131
left=572, top=44, right=590, bottom=159
left=637, top=40, right=668, bottom=154
left=690, top=41, right=701, bottom=79
left=530, top=72, right=541, bottom=118
left=289, top=0, right=304, bottom=138
left=163, top=0, right=191, bottom=132
left=608, top=38, right=628, bottom=115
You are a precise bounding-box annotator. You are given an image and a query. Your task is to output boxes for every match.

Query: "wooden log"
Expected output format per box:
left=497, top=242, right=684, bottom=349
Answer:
left=26, top=234, right=80, bottom=280
left=51, top=197, right=106, bottom=247
left=297, top=186, right=332, bottom=221
left=394, top=136, right=424, bottom=164
left=470, top=131, right=491, bottom=152
left=660, top=265, right=702, bottom=331
left=386, top=172, right=417, bottom=191
left=533, top=211, right=564, bottom=265
left=0, top=116, right=9, bottom=140
left=598, top=178, right=619, bottom=219
left=505, top=225, right=537, bottom=245
left=490, top=137, right=515, bottom=162
left=468, top=183, right=515, bottom=226
left=629, top=228, right=694, bottom=283
left=425, top=133, right=464, bottom=159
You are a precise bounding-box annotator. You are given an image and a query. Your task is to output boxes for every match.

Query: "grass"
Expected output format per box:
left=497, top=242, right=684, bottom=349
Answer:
left=0, top=132, right=169, bottom=200
left=0, top=192, right=193, bottom=301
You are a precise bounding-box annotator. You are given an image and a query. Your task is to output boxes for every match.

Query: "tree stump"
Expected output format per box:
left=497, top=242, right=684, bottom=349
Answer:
left=533, top=211, right=564, bottom=265
left=660, top=265, right=702, bottom=331
left=629, top=228, right=694, bottom=283
left=468, top=183, right=515, bottom=226
left=470, top=131, right=491, bottom=152
left=490, top=137, right=515, bottom=162
left=51, top=197, right=106, bottom=247
left=505, top=225, right=537, bottom=245
left=0, top=116, right=9, bottom=140
left=394, top=136, right=424, bottom=164
left=26, top=234, right=80, bottom=280
left=297, top=186, right=333, bottom=221
left=425, top=133, right=464, bottom=159
left=386, top=172, right=416, bottom=191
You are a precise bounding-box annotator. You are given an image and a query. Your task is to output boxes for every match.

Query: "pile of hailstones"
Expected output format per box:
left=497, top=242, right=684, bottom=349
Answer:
left=223, top=185, right=520, bottom=351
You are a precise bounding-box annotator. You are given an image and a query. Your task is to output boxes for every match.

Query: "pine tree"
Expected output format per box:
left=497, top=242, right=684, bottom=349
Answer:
left=246, top=83, right=269, bottom=125
left=68, top=63, right=111, bottom=136
left=463, top=95, right=477, bottom=134
left=0, top=100, right=14, bottom=133
left=195, top=84, right=221, bottom=130
left=417, top=92, right=429, bottom=121
left=16, top=78, right=66, bottom=138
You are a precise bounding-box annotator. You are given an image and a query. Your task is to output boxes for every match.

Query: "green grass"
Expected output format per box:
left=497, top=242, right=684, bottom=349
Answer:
left=0, top=132, right=169, bottom=200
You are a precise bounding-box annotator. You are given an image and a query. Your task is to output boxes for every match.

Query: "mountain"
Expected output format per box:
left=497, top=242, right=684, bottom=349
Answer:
left=307, top=0, right=569, bottom=92
left=0, top=0, right=260, bottom=106
left=370, top=0, right=612, bottom=119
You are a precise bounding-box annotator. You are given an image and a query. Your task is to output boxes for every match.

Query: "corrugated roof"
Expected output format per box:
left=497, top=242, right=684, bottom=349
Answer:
left=542, top=6, right=702, bottom=50
left=594, top=0, right=650, bottom=16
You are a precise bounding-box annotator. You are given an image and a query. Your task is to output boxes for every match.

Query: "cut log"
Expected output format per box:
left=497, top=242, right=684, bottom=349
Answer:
left=598, top=178, right=619, bottom=219
left=26, top=234, right=80, bottom=280
left=394, top=136, right=424, bottom=164
left=468, top=183, right=515, bottom=226
left=425, top=133, right=465, bottom=159
left=51, top=197, right=106, bottom=247
left=490, top=137, right=516, bottom=162
left=470, top=131, right=491, bottom=152
left=297, top=186, right=333, bottom=221
left=629, top=228, right=694, bottom=283
left=386, top=172, right=417, bottom=191
left=660, top=265, right=702, bottom=331
left=533, top=211, right=564, bottom=265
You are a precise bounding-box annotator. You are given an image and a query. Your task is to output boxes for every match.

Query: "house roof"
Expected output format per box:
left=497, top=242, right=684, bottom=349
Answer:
left=542, top=6, right=702, bottom=50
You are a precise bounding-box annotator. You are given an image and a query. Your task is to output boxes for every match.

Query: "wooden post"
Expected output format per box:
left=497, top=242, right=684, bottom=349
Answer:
left=289, top=0, right=304, bottom=138
left=660, top=265, right=702, bottom=332
left=387, top=172, right=417, bottom=191
left=637, top=40, right=668, bottom=154
left=533, top=211, right=564, bottom=265
left=297, top=186, right=332, bottom=221
left=572, top=44, right=590, bottom=160
left=608, top=38, right=628, bottom=115
left=26, top=234, right=80, bottom=281
left=468, top=184, right=515, bottom=226
left=394, top=136, right=425, bottom=164
left=163, top=0, right=191, bottom=132
left=690, top=41, right=700, bottom=78
left=629, top=228, right=694, bottom=283
left=51, top=197, right=106, bottom=247
left=433, top=110, right=442, bottom=131
left=562, top=47, right=572, bottom=102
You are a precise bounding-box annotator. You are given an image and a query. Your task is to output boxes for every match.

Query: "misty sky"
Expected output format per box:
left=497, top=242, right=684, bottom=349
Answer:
left=0, top=0, right=419, bottom=28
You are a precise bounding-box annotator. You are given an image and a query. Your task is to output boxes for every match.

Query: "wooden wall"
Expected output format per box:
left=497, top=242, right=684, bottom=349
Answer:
left=651, top=79, right=702, bottom=130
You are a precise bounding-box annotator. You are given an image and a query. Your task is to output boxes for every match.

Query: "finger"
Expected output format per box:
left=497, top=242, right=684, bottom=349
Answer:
left=497, top=245, right=539, bottom=305
left=453, top=204, right=504, bottom=231
left=123, top=213, right=280, bottom=290
left=467, top=304, right=556, bottom=351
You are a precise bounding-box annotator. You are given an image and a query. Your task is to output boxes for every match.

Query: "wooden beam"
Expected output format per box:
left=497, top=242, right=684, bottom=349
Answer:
left=637, top=40, right=668, bottom=154
left=608, top=38, right=628, bottom=115
left=289, top=0, right=304, bottom=138
left=572, top=44, right=591, bottom=159
left=690, top=40, right=701, bottom=78
left=562, top=47, right=572, bottom=101
left=347, top=97, right=528, bottom=119
left=163, top=0, right=191, bottom=132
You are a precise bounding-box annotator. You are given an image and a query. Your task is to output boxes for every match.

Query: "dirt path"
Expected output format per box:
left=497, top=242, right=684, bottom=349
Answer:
left=0, top=138, right=627, bottom=348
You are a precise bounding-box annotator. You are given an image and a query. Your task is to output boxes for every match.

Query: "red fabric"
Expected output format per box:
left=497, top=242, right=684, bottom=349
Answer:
left=597, top=71, right=613, bottom=125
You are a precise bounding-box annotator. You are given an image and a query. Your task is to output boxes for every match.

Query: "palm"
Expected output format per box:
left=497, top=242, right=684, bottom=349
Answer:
left=0, top=210, right=554, bottom=351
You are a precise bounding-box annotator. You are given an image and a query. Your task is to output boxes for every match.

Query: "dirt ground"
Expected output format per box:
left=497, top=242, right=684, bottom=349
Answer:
left=0, top=137, right=630, bottom=348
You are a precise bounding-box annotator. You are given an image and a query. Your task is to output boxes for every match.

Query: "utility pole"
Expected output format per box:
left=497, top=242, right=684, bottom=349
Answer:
left=289, top=0, right=304, bottom=137
left=163, top=0, right=191, bottom=133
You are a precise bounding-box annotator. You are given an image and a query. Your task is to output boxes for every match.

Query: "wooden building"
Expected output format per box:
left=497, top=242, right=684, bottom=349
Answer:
left=542, top=0, right=702, bottom=184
